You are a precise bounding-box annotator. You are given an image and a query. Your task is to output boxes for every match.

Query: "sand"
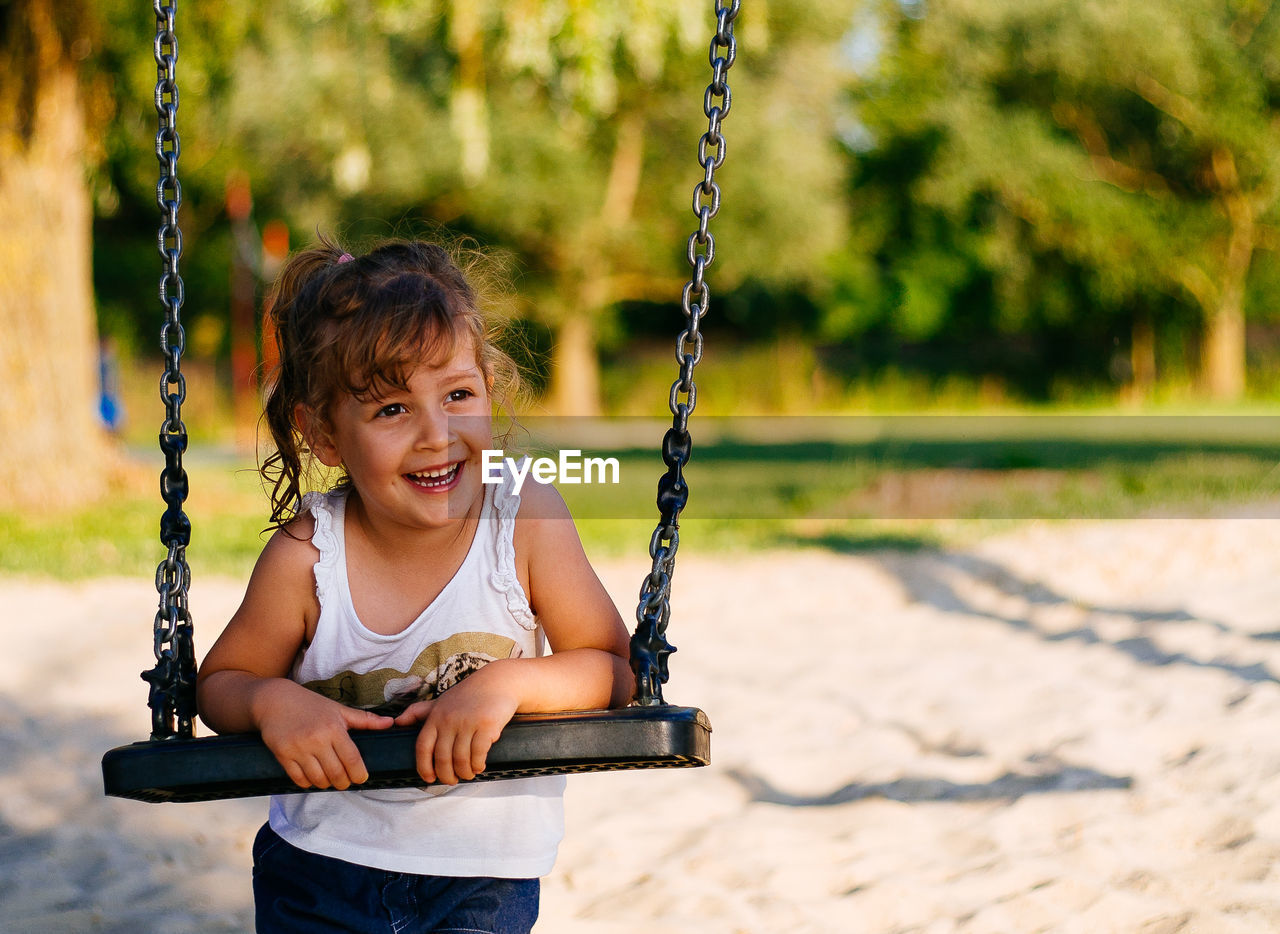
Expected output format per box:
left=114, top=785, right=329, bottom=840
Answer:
left=4, top=515, right=1280, bottom=932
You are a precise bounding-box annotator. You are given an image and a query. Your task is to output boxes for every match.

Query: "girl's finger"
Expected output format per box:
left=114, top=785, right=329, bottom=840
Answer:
left=394, top=700, right=434, bottom=727
left=452, top=731, right=477, bottom=782
left=346, top=707, right=395, bottom=730
left=470, top=731, right=492, bottom=777
left=283, top=760, right=312, bottom=790
left=335, top=738, right=369, bottom=786
left=415, top=722, right=439, bottom=783
left=301, top=755, right=332, bottom=790
left=434, top=726, right=459, bottom=785
left=314, top=747, right=355, bottom=790
left=327, top=764, right=354, bottom=791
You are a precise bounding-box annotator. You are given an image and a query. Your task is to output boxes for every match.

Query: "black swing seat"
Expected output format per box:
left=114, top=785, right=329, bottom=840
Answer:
left=102, top=705, right=710, bottom=803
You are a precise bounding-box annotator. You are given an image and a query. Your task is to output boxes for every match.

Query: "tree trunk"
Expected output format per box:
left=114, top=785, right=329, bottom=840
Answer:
left=1131, top=314, right=1156, bottom=395
left=548, top=313, right=602, bottom=417
left=0, top=0, right=110, bottom=508
left=1201, top=149, right=1253, bottom=401
left=544, top=113, right=646, bottom=417
left=1201, top=300, right=1247, bottom=401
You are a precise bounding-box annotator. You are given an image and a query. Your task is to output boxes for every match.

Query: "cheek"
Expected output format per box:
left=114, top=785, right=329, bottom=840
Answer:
left=463, top=420, right=494, bottom=455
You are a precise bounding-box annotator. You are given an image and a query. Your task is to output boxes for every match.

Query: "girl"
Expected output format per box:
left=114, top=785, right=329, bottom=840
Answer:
left=197, top=238, right=633, bottom=933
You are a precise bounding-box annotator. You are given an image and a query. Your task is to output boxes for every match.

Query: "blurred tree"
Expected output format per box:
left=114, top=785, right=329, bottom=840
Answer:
left=0, top=0, right=112, bottom=507
left=143, top=0, right=856, bottom=414
left=854, top=0, right=1280, bottom=400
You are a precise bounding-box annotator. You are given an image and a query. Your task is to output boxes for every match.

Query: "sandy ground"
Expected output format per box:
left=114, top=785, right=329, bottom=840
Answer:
left=4, top=516, right=1280, bottom=933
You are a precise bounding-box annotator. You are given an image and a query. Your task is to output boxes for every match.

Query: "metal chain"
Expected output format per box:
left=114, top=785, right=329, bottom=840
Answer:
left=631, top=0, right=739, bottom=707
left=143, top=0, right=197, bottom=740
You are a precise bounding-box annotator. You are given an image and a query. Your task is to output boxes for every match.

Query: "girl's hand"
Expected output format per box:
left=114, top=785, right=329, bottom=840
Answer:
left=392, top=663, right=521, bottom=785
left=254, top=679, right=394, bottom=790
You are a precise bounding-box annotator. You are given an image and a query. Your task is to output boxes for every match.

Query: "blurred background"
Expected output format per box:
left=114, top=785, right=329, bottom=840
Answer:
left=3, top=0, right=1280, bottom=574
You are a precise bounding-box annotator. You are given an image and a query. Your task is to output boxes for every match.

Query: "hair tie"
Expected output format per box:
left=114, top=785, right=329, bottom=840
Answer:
left=337, top=252, right=354, bottom=264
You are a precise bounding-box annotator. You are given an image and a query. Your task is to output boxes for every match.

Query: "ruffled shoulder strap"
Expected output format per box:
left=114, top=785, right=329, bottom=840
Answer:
left=302, top=490, right=343, bottom=611
left=489, top=458, right=536, bottom=631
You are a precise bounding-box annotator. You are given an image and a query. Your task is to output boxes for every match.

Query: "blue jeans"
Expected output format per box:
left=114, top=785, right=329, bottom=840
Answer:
left=252, top=823, right=540, bottom=934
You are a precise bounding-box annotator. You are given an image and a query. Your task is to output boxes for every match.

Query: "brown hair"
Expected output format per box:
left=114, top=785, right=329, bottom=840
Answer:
left=260, top=236, right=521, bottom=530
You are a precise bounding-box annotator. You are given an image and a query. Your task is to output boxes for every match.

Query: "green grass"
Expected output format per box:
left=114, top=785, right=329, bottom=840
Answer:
left=0, top=451, right=270, bottom=582
left=4, top=417, right=1279, bottom=582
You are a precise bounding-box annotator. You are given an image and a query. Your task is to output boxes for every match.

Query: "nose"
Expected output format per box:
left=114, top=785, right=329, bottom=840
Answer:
left=414, top=405, right=450, bottom=451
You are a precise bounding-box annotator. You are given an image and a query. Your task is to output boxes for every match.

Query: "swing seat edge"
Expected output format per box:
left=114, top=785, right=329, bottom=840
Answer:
left=102, top=705, right=711, bottom=803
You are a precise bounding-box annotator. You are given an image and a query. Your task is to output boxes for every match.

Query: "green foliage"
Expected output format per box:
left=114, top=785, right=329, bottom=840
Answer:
left=82, top=0, right=863, bottom=418
left=70, top=0, right=1280, bottom=408
left=832, top=0, right=1280, bottom=395
left=91, top=1, right=852, bottom=316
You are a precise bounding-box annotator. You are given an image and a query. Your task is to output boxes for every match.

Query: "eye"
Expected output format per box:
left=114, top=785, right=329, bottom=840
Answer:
left=446, top=388, right=475, bottom=403
left=376, top=402, right=407, bottom=418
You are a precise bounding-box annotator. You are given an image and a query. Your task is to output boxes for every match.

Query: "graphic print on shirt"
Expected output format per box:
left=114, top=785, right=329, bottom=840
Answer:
left=302, top=631, right=523, bottom=717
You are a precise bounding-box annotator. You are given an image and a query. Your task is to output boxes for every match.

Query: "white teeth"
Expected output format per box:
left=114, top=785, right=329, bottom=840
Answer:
left=408, top=463, right=458, bottom=486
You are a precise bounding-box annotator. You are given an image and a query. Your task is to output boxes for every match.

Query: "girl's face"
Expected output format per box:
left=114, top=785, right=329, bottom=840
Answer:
left=308, top=335, right=493, bottom=534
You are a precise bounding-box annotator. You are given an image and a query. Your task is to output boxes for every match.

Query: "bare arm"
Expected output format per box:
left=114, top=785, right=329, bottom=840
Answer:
left=512, top=478, right=634, bottom=709
left=394, top=479, right=633, bottom=783
left=197, top=524, right=392, bottom=789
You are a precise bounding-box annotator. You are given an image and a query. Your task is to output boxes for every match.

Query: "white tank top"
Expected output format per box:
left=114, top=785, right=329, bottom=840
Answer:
left=268, top=466, right=565, bottom=877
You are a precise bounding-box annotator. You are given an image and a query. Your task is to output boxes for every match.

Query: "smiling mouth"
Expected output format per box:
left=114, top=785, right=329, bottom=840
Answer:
left=405, top=462, right=461, bottom=489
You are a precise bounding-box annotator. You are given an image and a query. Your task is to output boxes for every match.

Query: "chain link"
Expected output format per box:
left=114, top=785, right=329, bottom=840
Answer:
left=144, top=0, right=197, bottom=740
left=631, top=0, right=739, bottom=707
